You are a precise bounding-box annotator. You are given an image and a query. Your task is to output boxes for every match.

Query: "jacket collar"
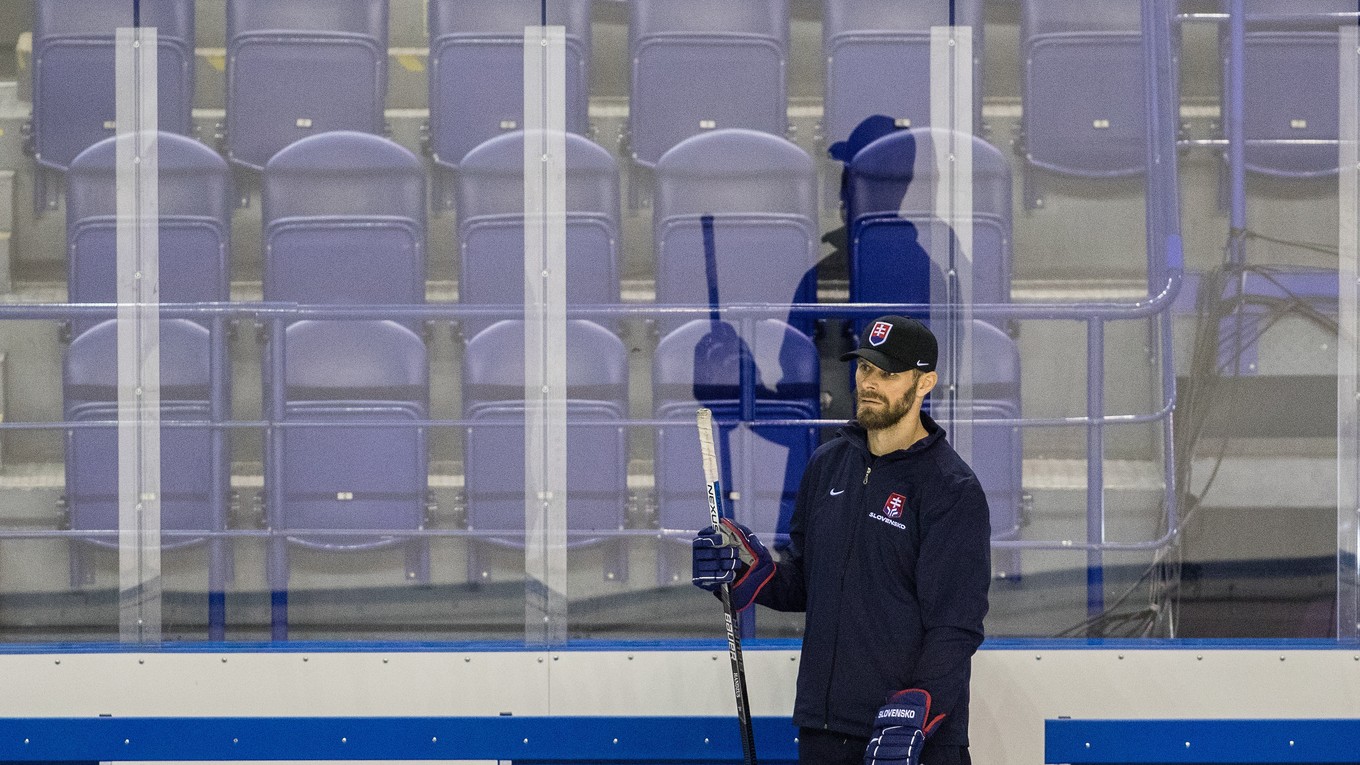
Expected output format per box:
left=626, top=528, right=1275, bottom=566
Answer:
left=839, top=413, right=947, bottom=459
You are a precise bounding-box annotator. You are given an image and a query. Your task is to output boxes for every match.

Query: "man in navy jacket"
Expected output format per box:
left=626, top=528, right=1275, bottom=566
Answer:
left=693, top=315, right=991, bottom=765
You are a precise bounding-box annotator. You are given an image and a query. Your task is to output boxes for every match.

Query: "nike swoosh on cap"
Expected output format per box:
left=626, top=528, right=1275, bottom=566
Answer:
left=916, top=361, right=929, bottom=367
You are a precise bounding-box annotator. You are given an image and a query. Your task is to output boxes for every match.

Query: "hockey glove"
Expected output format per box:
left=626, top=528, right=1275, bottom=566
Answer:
left=863, top=689, right=945, bottom=765
left=691, top=519, right=775, bottom=610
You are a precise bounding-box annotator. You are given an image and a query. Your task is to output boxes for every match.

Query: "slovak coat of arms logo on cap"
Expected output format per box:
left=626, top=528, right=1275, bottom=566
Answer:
left=869, top=321, right=893, bottom=347
left=883, top=492, right=907, bottom=519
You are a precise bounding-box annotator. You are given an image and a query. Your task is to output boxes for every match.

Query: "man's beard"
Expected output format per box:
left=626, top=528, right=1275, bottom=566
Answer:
left=856, top=386, right=917, bottom=431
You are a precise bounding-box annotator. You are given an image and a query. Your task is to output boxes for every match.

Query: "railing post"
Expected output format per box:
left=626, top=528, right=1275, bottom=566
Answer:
left=208, top=314, right=227, bottom=640
left=267, top=316, right=288, bottom=640
left=1086, top=318, right=1106, bottom=621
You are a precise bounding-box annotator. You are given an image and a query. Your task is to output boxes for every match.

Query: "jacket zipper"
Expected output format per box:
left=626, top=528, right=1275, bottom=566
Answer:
left=825, top=457, right=872, bottom=727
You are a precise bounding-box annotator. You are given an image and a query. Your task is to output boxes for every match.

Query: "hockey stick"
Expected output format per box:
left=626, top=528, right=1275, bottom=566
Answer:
left=698, top=406, right=758, bottom=765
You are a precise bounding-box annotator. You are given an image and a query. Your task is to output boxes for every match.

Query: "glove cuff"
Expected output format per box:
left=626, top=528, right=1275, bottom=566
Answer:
left=887, top=688, right=946, bottom=736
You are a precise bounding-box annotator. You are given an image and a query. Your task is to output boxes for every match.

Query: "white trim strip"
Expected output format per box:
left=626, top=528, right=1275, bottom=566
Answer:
left=523, top=25, right=569, bottom=646
left=929, top=25, right=976, bottom=465
left=115, top=26, right=162, bottom=643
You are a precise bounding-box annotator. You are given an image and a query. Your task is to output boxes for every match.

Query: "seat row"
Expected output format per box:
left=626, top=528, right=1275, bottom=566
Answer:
left=62, top=314, right=1022, bottom=604
left=32, top=0, right=1345, bottom=202
left=64, top=127, right=1014, bottom=328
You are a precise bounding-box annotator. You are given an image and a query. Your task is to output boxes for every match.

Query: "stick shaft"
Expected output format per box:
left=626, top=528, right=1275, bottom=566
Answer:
left=697, top=407, right=758, bottom=765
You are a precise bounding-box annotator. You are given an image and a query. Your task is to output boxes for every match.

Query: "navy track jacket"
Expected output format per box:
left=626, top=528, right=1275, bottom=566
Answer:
left=754, top=414, right=991, bottom=746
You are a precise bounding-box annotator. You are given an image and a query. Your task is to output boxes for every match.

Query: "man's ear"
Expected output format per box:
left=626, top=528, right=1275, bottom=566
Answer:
left=918, top=370, right=939, bottom=396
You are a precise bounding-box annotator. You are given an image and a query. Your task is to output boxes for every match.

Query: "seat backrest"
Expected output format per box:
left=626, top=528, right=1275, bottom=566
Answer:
left=1236, top=0, right=1349, bottom=177
left=66, top=319, right=212, bottom=409
left=954, top=319, right=1021, bottom=406
left=628, top=0, right=790, bottom=167
left=227, top=0, right=386, bottom=36
left=1021, top=0, right=1145, bottom=177
left=457, top=131, right=618, bottom=220
left=428, top=0, right=592, bottom=169
left=948, top=320, right=1022, bottom=536
left=456, top=131, right=620, bottom=331
left=262, top=132, right=426, bottom=307
left=67, top=133, right=232, bottom=330
left=64, top=318, right=221, bottom=545
left=848, top=128, right=1011, bottom=306
left=849, top=215, right=989, bottom=337
left=653, top=130, right=817, bottom=325
left=652, top=319, right=818, bottom=546
left=462, top=320, right=629, bottom=547
left=463, top=320, right=628, bottom=409
left=653, top=318, right=820, bottom=408
left=225, top=0, right=388, bottom=170
left=655, top=129, right=815, bottom=218
left=276, top=320, right=428, bottom=546
left=631, top=0, right=787, bottom=42
left=32, top=0, right=194, bottom=172
left=822, top=0, right=984, bottom=144
left=285, top=320, right=428, bottom=405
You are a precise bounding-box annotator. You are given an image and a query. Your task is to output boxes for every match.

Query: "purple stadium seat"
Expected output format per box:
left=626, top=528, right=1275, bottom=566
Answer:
left=653, top=318, right=819, bottom=584
left=462, top=320, right=629, bottom=581
left=265, top=319, right=429, bottom=636
left=226, top=0, right=387, bottom=171
left=262, top=132, right=426, bottom=311
left=1232, top=0, right=1348, bottom=178
left=1021, top=0, right=1146, bottom=180
left=428, top=0, right=592, bottom=173
left=63, top=319, right=228, bottom=586
left=66, top=133, right=232, bottom=336
left=629, top=0, right=789, bottom=168
left=847, top=128, right=1012, bottom=322
left=823, top=0, right=984, bottom=150
left=32, top=0, right=194, bottom=175
left=455, top=131, right=620, bottom=336
left=653, top=130, right=818, bottom=332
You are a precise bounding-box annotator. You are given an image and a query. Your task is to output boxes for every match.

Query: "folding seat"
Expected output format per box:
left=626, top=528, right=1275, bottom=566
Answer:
left=428, top=0, right=592, bottom=175
left=823, top=0, right=984, bottom=152
left=846, top=128, right=1012, bottom=334
left=455, top=131, right=620, bottom=337
left=66, top=133, right=232, bottom=337
left=653, top=318, right=820, bottom=584
left=261, top=132, right=426, bottom=313
left=30, top=0, right=194, bottom=209
left=653, top=130, right=818, bottom=333
left=1230, top=0, right=1349, bottom=178
left=629, top=0, right=789, bottom=168
left=462, top=320, right=630, bottom=581
left=1020, top=0, right=1145, bottom=202
left=265, top=320, right=430, bottom=637
left=63, top=319, right=230, bottom=590
left=225, top=0, right=387, bottom=171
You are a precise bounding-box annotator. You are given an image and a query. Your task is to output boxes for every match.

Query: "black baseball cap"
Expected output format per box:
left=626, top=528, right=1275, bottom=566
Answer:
left=840, top=315, right=938, bottom=373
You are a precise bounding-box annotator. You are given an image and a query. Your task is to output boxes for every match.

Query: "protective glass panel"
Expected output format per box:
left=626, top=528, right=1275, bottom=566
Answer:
left=0, top=0, right=1343, bottom=649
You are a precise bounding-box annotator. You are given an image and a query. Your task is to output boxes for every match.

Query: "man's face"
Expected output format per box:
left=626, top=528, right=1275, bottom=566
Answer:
left=854, top=359, right=921, bottom=431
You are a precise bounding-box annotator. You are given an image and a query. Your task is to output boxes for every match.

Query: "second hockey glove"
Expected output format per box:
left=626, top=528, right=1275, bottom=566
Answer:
left=863, top=689, right=945, bottom=765
left=691, top=519, right=775, bottom=610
